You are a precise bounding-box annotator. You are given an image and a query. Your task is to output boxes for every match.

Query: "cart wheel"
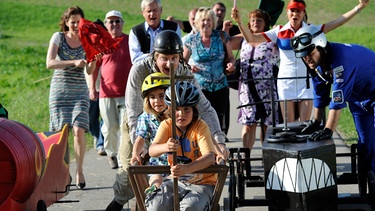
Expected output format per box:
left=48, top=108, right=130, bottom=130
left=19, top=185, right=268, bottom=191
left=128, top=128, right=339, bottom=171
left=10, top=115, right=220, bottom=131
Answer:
left=37, top=200, right=47, bottom=211
left=367, top=171, right=375, bottom=209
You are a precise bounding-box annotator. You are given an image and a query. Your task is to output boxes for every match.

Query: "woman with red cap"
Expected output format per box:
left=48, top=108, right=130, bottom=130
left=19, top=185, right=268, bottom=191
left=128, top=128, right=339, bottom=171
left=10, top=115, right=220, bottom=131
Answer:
left=231, top=0, right=369, bottom=124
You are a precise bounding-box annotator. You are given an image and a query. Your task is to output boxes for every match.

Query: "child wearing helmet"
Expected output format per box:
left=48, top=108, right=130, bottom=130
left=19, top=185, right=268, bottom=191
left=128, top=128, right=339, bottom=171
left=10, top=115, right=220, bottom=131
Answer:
left=147, top=81, right=216, bottom=210
left=125, top=29, right=228, bottom=161
left=130, top=72, right=171, bottom=191
left=114, top=29, right=228, bottom=210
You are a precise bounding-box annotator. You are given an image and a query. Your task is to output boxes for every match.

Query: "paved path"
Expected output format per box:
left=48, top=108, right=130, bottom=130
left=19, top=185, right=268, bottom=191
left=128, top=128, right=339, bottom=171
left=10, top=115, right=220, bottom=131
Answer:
left=48, top=90, right=370, bottom=210
left=48, top=132, right=370, bottom=211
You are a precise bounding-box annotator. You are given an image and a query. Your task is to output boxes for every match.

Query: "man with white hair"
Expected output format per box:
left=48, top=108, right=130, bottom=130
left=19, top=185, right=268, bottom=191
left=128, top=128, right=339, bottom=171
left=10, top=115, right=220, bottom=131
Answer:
left=129, top=0, right=181, bottom=64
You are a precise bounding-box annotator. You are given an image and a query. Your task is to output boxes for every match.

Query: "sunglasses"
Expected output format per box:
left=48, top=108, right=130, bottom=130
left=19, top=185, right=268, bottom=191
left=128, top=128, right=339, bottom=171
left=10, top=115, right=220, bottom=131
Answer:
left=198, top=7, right=211, bottom=12
left=291, top=30, right=323, bottom=49
left=108, top=19, right=122, bottom=25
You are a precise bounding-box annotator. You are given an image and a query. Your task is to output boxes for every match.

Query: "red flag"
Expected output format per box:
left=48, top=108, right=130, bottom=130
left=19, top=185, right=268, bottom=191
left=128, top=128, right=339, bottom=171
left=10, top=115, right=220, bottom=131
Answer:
left=79, top=18, right=123, bottom=62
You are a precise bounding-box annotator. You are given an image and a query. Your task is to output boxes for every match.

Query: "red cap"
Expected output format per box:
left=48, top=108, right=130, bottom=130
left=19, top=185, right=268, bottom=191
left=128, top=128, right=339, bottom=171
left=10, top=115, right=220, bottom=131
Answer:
left=287, top=2, right=306, bottom=11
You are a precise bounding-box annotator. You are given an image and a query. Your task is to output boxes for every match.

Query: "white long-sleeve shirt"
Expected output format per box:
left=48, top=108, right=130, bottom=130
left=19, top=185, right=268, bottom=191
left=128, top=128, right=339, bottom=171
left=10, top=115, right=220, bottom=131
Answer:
left=128, top=20, right=181, bottom=64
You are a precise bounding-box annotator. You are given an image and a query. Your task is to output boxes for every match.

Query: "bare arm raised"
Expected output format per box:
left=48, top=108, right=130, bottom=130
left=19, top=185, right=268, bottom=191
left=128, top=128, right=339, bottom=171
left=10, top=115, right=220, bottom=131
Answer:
left=323, top=0, right=370, bottom=33
left=231, top=8, right=267, bottom=44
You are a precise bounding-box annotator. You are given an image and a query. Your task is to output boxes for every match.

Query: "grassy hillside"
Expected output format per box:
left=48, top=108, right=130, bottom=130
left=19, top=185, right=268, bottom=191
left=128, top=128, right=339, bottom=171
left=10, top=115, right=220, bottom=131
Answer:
left=1, top=0, right=374, bottom=145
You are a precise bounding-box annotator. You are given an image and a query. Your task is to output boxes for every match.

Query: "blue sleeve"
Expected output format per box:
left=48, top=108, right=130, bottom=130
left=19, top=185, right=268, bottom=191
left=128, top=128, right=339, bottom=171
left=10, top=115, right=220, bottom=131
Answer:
left=328, top=44, right=359, bottom=110
left=312, top=74, right=331, bottom=109
left=329, top=64, right=352, bottom=110
left=175, top=25, right=182, bottom=37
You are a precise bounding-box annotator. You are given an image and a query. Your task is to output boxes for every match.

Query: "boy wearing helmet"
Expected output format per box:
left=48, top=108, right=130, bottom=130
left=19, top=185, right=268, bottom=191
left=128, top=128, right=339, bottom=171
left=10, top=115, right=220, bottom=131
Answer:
left=106, top=30, right=228, bottom=210
left=130, top=72, right=170, bottom=191
left=291, top=25, right=375, bottom=197
left=147, top=81, right=216, bottom=210
left=125, top=30, right=228, bottom=160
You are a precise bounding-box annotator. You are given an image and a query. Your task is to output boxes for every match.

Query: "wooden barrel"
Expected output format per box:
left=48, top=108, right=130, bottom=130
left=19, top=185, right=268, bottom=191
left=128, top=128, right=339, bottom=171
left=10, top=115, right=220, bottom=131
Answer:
left=0, top=118, right=45, bottom=204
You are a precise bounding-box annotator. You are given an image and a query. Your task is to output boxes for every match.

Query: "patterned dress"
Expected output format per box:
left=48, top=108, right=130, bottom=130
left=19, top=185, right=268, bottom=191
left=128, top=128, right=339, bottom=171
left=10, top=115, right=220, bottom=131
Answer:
left=184, top=30, right=229, bottom=92
left=49, top=32, right=89, bottom=132
left=238, top=40, right=279, bottom=126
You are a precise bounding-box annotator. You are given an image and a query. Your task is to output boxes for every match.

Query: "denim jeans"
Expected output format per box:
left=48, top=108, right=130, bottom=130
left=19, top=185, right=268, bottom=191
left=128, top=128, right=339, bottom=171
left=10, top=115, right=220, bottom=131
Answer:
left=89, top=99, right=104, bottom=150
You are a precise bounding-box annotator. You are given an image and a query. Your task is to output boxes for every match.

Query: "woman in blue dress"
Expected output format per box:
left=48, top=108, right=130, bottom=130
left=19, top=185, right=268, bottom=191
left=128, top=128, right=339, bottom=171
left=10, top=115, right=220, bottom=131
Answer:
left=183, top=7, right=235, bottom=136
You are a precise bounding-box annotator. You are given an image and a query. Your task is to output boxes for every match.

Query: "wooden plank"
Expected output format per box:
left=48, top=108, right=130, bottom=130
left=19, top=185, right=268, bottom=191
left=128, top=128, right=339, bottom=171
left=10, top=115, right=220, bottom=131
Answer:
left=128, top=164, right=229, bottom=210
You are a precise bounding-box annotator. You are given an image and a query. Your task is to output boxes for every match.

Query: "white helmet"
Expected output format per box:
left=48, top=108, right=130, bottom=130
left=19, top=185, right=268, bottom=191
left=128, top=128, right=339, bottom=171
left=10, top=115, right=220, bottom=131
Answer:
left=291, top=25, right=327, bottom=58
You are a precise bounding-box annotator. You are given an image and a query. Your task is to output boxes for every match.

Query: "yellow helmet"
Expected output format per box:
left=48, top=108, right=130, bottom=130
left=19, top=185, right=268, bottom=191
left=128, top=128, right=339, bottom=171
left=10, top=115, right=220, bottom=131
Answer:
left=142, top=72, right=170, bottom=98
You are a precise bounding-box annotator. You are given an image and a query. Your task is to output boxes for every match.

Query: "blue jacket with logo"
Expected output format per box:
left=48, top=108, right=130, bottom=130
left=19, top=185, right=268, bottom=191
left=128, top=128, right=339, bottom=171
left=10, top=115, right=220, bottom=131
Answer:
left=312, top=42, right=375, bottom=113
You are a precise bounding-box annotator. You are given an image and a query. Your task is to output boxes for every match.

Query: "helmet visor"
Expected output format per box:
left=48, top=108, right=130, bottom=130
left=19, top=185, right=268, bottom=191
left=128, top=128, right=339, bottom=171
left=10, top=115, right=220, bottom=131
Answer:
left=291, top=30, right=323, bottom=49
left=294, top=44, right=316, bottom=58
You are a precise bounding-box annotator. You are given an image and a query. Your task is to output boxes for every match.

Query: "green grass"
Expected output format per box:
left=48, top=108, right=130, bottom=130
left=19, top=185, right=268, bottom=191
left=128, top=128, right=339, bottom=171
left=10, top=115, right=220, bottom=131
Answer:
left=1, top=0, right=374, bottom=151
left=337, top=108, right=358, bottom=145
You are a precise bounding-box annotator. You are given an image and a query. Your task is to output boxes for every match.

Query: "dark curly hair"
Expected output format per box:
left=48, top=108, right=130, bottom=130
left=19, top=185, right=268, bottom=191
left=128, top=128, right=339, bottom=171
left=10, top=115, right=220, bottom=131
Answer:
left=59, top=6, right=84, bottom=32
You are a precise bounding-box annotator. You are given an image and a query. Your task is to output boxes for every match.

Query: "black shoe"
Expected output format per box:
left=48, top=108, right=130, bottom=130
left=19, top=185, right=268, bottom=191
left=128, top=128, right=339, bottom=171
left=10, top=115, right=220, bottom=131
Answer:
left=225, top=137, right=229, bottom=142
left=76, top=182, right=86, bottom=190
left=107, top=156, right=118, bottom=169
left=105, top=198, right=123, bottom=211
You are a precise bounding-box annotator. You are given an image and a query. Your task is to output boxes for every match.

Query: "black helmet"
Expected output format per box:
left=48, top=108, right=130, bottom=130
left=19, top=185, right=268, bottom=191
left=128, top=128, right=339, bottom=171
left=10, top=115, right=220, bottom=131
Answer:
left=165, top=81, right=200, bottom=107
left=153, top=30, right=183, bottom=54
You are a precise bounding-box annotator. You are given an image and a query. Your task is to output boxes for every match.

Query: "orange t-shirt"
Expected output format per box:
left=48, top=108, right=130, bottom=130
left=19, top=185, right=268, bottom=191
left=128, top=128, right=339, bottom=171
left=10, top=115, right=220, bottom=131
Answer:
left=153, top=118, right=217, bottom=186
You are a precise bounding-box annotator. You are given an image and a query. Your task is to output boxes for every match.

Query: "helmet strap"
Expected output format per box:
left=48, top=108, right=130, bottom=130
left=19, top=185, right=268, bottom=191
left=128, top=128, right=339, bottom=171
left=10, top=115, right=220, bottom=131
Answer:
left=180, top=52, right=191, bottom=70
left=317, top=45, right=333, bottom=84
left=156, top=108, right=168, bottom=121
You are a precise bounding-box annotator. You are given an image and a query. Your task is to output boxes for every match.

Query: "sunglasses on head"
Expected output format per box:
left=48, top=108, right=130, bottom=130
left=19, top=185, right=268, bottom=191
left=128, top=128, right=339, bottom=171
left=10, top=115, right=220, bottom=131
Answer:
left=198, top=7, right=211, bottom=12
left=291, top=30, right=323, bottom=49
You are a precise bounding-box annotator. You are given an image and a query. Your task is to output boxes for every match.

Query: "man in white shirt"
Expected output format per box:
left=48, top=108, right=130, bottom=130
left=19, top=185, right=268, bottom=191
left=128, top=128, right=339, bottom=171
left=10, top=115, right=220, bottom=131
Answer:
left=129, top=0, right=181, bottom=64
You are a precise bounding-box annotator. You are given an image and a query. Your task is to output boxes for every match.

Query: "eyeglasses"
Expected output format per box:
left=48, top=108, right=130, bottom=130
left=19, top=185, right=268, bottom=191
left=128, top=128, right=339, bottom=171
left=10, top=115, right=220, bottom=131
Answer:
left=290, top=30, right=323, bottom=49
left=158, top=56, right=179, bottom=63
left=108, top=19, right=122, bottom=25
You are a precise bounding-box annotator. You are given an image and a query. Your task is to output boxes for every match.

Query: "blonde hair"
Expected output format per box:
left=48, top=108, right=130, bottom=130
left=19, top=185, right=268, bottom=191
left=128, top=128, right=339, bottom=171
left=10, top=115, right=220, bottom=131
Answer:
left=143, top=95, right=156, bottom=116
left=143, top=89, right=171, bottom=121
left=194, top=7, right=217, bottom=31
